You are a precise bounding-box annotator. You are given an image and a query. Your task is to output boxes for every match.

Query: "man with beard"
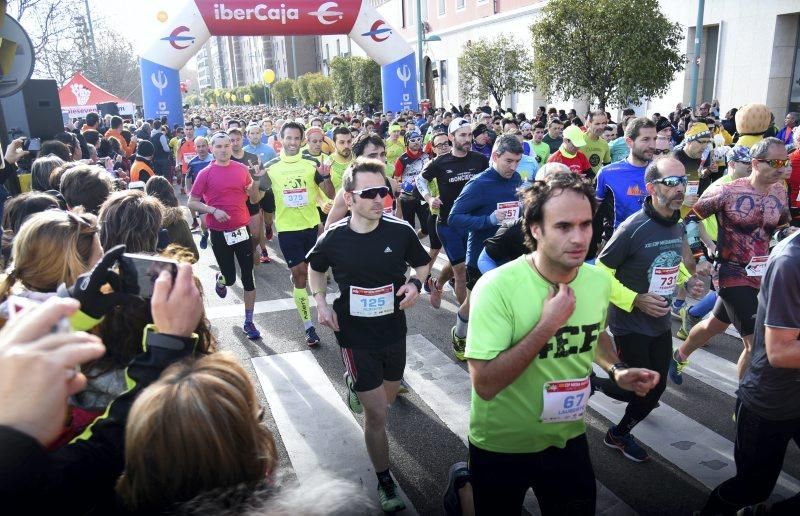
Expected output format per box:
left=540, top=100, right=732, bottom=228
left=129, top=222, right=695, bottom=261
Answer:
left=583, top=110, right=612, bottom=176
left=417, top=118, right=489, bottom=361
left=325, top=126, right=354, bottom=192
left=595, top=157, right=708, bottom=462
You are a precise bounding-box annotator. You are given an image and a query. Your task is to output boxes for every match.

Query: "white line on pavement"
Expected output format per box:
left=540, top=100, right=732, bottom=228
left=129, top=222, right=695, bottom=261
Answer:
left=672, top=337, right=739, bottom=397
left=252, top=351, right=417, bottom=515
left=404, top=334, right=635, bottom=516
left=591, top=365, right=800, bottom=499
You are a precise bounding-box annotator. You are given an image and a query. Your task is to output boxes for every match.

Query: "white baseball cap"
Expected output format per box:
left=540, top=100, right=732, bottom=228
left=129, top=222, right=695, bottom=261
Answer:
left=448, top=117, right=470, bottom=134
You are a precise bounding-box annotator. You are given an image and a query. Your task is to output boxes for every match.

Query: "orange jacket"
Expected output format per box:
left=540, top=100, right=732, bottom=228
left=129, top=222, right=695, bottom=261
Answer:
left=105, top=128, right=136, bottom=158
left=130, top=159, right=154, bottom=183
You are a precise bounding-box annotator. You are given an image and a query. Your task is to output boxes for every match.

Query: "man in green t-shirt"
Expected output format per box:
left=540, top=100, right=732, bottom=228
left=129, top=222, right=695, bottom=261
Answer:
left=444, top=172, right=659, bottom=515
left=531, top=121, right=551, bottom=165
left=583, top=110, right=612, bottom=175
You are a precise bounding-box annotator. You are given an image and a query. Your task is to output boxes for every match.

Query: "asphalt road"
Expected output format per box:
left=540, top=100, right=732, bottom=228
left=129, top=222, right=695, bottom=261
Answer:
left=187, top=218, right=799, bottom=516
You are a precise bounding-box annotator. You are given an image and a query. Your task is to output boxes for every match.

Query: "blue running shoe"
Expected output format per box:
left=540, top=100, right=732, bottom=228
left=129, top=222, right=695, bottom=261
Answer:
left=305, top=326, right=321, bottom=347
left=199, top=231, right=209, bottom=249
left=604, top=426, right=650, bottom=462
left=669, top=349, right=687, bottom=385
left=243, top=321, right=261, bottom=340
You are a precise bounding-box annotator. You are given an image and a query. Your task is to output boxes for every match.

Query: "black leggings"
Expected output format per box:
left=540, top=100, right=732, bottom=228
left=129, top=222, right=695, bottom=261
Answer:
left=209, top=229, right=255, bottom=291
left=701, top=399, right=800, bottom=515
left=469, top=435, right=596, bottom=516
left=399, top=196, right=429, bottom=235
left=600, top=331, right=672, bottom=428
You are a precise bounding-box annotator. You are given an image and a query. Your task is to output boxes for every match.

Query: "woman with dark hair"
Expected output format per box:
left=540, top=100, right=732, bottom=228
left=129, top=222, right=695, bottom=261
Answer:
left=30, top=155, right=65, bottom=192
left=145, top=176, right=198, bottom=260
left=98, top=190, right=162, bottom=254
left=0, top=192, right=60, bottom=267
left=39, top=140, right=72, bottom=162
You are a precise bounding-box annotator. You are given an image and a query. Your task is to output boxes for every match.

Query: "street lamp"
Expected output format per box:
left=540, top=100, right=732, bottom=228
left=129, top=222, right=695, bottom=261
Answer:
left=415, top=0, right=441, bottom=108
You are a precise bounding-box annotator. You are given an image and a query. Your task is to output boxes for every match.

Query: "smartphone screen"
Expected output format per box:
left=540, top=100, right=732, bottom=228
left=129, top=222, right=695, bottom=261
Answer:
left=28, top=138, right=41, bottom=152
left=121, top=253, right=178, bottom=298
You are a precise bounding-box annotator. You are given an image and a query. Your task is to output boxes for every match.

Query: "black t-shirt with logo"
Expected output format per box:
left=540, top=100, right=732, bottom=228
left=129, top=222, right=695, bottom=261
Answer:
left=307, top=215, right=430, bottom=349
left=421, top=151, right=489, bottom=224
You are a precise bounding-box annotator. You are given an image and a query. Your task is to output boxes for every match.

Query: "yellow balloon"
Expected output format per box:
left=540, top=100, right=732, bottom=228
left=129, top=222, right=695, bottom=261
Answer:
left=262, top=69, right=276, bottom=84
left=156, top=10, right=168, bottom=23
left=243, top=94, right=252, bottom=103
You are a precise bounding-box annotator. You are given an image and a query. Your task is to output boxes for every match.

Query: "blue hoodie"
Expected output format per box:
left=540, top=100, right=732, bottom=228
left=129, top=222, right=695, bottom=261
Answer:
left=448, top=167, right=522, bottom=268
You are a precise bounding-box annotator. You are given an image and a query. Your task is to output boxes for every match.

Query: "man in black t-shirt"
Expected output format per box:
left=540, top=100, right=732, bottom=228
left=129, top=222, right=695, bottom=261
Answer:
left=699, top=231, right=800, bottom=516
left=308, top=158, right=431, bottom=514
left=416, top=118, right=489, bottom=307
left=229, top=127, right=267, bottom=266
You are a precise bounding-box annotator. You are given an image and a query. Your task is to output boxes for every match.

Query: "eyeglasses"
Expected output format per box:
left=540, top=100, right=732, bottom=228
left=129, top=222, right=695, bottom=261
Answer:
left=434, top=142, right=452, bottom=149
left=651, top=176, right=688, bottom=187
left=755, top=158, right=789, bottom=169
left=652, top=149, right=671, bottom=155
left=352, top=186, right=391, bottom=199
left=407, top=137, right=422, bottom=143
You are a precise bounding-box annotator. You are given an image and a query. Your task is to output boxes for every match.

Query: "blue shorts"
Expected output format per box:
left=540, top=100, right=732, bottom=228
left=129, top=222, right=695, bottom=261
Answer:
left=436, top=223, right=467, bottom=266
left=278, top=227, right=319, bottom=268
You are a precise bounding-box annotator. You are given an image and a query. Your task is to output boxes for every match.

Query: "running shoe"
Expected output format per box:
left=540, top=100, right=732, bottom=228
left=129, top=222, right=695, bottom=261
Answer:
left=199, top=231, right=209, bottom=249
left=190, top=219, right=199, bottom=231
left=259, top=248, right=271, bottom=263
left=670, top=301, right=685, bottom=319
left=423, top=274, right=432, bottom=294
left=676, top=305, right=703, bottom=340
left=427, top=276, right=443, bottom=310
left=265, top=224, right=274, bottom=241
left=669, top=349, right=688, bottom=385
left=344, top=372, right=363, bottom=414
left=214, top=272, right=227, bottom=299
left=377, top=477, right=406, bottom=513
left=305, top=326, right=321, bottom=347
left=452, top=326, right=466, bottom=362
left=736, top=503, right=768, bottom=516
left=398, top=378, right=410, bottom=394
left=442, top=461, right=470, bottom=516
left=604, top=426, right=650, bottom=462
left=243, top=321, right=261, bottom=340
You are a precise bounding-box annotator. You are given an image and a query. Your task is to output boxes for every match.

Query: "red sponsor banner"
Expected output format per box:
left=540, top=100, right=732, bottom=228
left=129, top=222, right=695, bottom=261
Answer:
left=544, top=378, right=590, bottom=393
left=195, top=0, right=361, bottom=35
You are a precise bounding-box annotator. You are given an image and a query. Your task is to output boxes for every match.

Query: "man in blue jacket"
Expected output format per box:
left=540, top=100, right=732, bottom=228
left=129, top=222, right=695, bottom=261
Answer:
left=448, top=134, right=523, bottom=360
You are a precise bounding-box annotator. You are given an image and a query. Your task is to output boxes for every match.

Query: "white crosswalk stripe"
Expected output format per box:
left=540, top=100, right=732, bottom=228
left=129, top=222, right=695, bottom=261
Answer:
left=237, top=287, right=797, bottom=514
left=252, top=351, right=417, bottom=515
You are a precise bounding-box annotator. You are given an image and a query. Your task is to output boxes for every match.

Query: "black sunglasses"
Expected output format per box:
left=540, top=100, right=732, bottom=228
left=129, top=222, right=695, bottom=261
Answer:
left=352, top=186, right=391, bottom=199
left=652, top=149, right=670, bottom=155
left=651, top=176, right=688, bottom=187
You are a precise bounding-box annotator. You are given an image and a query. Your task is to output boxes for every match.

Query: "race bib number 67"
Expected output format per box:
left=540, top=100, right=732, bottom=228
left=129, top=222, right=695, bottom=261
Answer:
left=540, top=377, right=591, bottom=423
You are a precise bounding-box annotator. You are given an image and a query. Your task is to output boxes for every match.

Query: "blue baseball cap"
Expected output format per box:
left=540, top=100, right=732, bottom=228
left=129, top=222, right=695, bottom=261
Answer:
left=726, top=145, right=752, bottom=163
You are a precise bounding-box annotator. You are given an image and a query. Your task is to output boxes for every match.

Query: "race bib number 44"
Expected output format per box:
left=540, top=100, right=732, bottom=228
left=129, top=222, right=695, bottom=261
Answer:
left=283, top=188, right=308, bottom=208
left=350, top=285, right=394, bottom=317
left=223, top=226, right=249, bottom=246
left=648, top=265, right=679, bottom=296
left=541, top=377, right=591, bottom=423
left=745, top=256, right=768, bottom=277
left=496, top=201, right=520, bottom=222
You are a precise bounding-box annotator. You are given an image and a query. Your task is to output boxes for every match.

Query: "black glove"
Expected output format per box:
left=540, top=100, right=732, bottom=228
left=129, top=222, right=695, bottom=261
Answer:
left=58, top=245, right=137, bottom=319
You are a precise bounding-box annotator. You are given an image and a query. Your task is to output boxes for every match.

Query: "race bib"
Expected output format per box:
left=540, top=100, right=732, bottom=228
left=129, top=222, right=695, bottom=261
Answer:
left=183, top=153, right=197, bottom=164
left=223, top=226, right=249, bottom=246
left=686, top=181, right=699, bottom=196
left=349, top=285, right=394, bottom=317
left=541, top=377, right=591, bottom=423
left=745, top=256, right=768, bottom=277
left=496, top=201, right=520, bottom=222
left=283, top=187, right=308, bottom=208
left=648, top=265, right=679, bottom=296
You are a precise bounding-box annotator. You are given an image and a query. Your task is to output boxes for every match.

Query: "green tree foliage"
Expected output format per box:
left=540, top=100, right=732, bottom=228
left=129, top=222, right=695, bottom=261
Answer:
left=530, top=0, right=685, bottom=110
left=329, top=56, right=356, bottom=107
left=272, top=79, right=297, bottom=106
left=458, top=35, right=534, bottom=108
left=329, top=56, right=381, bottom=108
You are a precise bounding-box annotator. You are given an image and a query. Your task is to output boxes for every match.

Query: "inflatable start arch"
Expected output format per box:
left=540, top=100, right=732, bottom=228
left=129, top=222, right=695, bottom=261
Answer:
left=138, top=0, right=418, bottom=127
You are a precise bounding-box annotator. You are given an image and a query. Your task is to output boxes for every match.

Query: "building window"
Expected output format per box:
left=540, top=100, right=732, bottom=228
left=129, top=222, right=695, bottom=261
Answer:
left=438, top=0, right=445, bottom=16
left=456, top=0, right=465, bottom=10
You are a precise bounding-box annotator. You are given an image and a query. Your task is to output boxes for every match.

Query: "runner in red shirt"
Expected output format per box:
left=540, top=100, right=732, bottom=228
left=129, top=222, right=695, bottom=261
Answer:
left=547, top=124, right=593, bottom=177
left=176, top=122, right=197, bottom=195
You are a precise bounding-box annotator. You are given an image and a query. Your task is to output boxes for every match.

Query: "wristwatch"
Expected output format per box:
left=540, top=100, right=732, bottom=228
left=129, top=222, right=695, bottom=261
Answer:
left=608, top=362, right=629, bottom=384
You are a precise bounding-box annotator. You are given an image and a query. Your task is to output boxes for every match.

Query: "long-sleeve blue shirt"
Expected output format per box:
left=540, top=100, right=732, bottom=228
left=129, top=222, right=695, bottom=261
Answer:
left=448, top=167, right=522, bottom=268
